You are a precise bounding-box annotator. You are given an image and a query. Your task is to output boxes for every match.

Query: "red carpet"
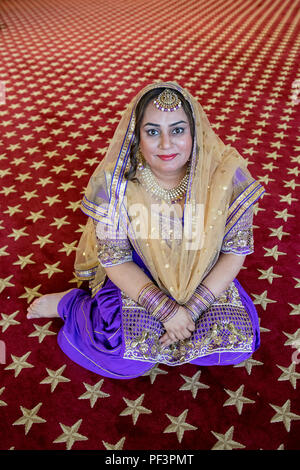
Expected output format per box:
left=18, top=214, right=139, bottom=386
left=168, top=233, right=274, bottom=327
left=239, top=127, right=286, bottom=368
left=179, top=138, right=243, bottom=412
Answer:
left=0, top=0, right=299, bottom=451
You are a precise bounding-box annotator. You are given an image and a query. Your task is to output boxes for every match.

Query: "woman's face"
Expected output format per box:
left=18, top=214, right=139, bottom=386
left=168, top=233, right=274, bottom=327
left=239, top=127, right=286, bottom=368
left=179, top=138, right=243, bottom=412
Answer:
left=139, top=100, right=193, bottom=183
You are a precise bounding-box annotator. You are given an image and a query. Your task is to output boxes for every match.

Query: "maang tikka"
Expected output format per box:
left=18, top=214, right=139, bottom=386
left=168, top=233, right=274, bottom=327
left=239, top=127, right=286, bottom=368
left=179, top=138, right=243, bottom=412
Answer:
left=153, top=89, right=182, bottom=112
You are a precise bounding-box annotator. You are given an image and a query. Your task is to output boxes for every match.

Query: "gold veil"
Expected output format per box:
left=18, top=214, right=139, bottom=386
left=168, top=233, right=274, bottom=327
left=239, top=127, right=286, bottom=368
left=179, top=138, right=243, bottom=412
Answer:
left=74, top=81, right=263, bottom=304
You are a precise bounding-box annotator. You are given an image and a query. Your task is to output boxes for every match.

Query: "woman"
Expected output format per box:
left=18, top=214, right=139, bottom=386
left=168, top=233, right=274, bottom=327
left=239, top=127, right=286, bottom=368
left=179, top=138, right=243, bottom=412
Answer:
left=27, top=82, right=265, bottom=379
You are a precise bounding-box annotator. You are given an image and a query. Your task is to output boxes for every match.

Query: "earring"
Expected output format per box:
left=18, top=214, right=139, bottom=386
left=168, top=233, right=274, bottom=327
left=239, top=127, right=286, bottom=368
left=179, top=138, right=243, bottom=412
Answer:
left=136, top=148, right=145, bottom=171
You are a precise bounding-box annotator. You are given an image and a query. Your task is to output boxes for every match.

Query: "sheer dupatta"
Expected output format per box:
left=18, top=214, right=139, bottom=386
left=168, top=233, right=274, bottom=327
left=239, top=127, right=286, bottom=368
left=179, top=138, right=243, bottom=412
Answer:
left=74, top=82, right=265, bottom=303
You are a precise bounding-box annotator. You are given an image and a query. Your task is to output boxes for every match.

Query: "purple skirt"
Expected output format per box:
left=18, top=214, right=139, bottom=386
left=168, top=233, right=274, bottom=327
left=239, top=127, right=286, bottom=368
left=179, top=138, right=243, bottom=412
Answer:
left=57, top=251, right=260, bottom=379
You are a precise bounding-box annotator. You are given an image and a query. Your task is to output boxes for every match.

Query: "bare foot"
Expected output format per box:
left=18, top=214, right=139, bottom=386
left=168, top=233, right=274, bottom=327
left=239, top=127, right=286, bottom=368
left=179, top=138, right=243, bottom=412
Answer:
left=27, top=290, right=73, bottom=319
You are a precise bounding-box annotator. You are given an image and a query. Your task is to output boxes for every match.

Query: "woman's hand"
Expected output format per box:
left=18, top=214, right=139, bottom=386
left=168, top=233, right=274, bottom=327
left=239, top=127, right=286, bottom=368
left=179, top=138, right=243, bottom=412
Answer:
left=159, top=306, right=195, bottom=347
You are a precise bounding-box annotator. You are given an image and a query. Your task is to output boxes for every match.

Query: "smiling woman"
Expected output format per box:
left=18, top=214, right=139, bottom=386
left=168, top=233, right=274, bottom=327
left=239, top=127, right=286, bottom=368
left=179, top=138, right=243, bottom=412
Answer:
left=27, top=82, right=265, bottom=379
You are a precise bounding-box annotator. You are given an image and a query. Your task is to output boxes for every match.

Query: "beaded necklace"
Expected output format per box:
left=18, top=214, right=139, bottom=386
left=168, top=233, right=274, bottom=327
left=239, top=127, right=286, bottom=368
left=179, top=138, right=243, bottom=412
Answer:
left=139, top=163, right=190, bottom=204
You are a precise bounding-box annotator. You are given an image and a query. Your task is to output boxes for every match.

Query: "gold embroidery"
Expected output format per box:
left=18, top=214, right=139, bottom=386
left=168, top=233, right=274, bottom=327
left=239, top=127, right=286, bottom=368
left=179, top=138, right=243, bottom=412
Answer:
left=121, top=282, right=254, bottom=366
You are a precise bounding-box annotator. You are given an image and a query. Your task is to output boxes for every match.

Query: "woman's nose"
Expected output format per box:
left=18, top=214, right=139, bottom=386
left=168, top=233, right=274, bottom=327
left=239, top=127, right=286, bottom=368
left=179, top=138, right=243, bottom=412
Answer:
left=159, top=132, right=172, bottom=149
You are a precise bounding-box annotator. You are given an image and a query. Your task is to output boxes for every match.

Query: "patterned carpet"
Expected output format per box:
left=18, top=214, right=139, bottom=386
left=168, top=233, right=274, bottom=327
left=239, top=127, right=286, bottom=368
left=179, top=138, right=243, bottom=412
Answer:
left=0, top=0, right=299, bottom=451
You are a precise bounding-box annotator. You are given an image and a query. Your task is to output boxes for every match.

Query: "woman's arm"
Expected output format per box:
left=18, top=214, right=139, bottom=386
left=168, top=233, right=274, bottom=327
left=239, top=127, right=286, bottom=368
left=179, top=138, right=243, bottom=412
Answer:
left=104, top=261, right=152, bottom=302
left=159, top=252, right=246, bottom=347
left=201, top=252, right=246, bottom=297
left=104, top=261, right=195, bottom=343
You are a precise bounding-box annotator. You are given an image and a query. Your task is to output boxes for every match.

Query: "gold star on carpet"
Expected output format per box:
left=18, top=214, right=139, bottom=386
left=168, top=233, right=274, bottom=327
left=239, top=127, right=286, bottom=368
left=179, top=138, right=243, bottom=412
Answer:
left=0, top=184, right=16, bottom=196
left=68, top=276, right=84, bottom=288
left=0, top=387, right=7, bottom=407
left=64, top=153, right=79, bottom=163
left=50, top=164, right=67, bottom=175
left=58, top=181, right=76, bottom=192
left=293, top=278, right=300, bottom=288
left=16, top=172, right=31, bottom=182
left=78, top=379, right=110, bottom=408
left=0, top=275, right=14, bottom=293
left=287, top=167, right=299, bottom=177
left=270, top=399, right=300, bottom=432
left=30, top=161, right=46, bottom=170
left=66, top=200, right=82, bottom=211
left=179, top=370, right=210, bottom=398
left=13, top=402, right=46, bottom=435
left=164, top=409, right=197, bottom=443
left=263, top=245, right=286, bottom=261
left=0, top=168, right=12, bottom=178
left=40, top=365, right=71, bottom=392
left=252, top=204, right=265, bottom=216
left=283, top=179, right=300, bottom=190
left=45, top=150, right=59, bottom=158
left=0, top=245, right=9, bottom=257
left=279, top=193, right=298, bottom=205
left=234, top=357, right=264, bottom=375
left=257, top=266, right=282, bottom=284
left=257, top=174, right=275, bottom=185
left=283, top=329, right=300, bottom=349
left=277, top=363, right=300, bottom=389
left=223, top=385, right=255, bottom=415
left=211, top=426, right=245, bottom=450
left=85, top=157, right=99, bottom=166
left=120, top=393, right=152, bottom=425
left=50, top=216, right=70, bottom=229
left=4, top=204, right=23, bottom=216
left=0, top=310, right=20, bottom=332
left=268, top=225, right=289, bottom=240
left=40, top=261, right=63, bottom=278
left=288, top=304, right=300, bottom=316
left=13, top=253, right=35, bottom=270
left=8, top=227, right=28, bottom=241
left=262, top=162, right=279, bottom=172
left=21, top=190, right=38, bottom=202
left=58, top=241, right=78, bottom=256
left=4, top=351, right=34, bottom=377
left=252, top=290, right=276, bottom=310
left=28, top=321, right=56, bottom=343
left=102, top=437, right=126, bottom=450
left=142, top=364, right=168, bottom=384
left=75, top=224, right=86, bottom=234
left=33, top=233, right=54, bottom=248
left=26, top=210, right=46, bottom=223
left=37, top=176, right=53, bottom=187
left=274, top=208, right=295, bottom=222
left=19, top=284, right=43, bottom=303
left=53, top=419, right=88, bottom=450
left=72, top=169, right=88, bottom=178
left=76, top=143, right=90, bottom=151
left=43, top=195, right=62, bottom=206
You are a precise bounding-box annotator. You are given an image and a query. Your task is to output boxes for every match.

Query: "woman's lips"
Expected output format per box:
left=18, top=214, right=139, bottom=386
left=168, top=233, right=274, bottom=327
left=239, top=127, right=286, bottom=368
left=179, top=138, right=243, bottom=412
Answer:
left=157, top=154, right=177, bottom=161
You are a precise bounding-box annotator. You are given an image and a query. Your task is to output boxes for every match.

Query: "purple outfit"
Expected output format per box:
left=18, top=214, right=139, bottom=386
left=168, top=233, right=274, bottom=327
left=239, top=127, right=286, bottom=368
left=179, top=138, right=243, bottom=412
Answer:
left=57, top=248, right=260, bottom=380
left=57, top=168, right=264, bottom=379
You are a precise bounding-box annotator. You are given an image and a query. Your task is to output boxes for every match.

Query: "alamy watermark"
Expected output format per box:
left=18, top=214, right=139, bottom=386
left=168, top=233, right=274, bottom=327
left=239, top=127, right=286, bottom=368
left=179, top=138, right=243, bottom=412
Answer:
left=0, top=81, right=6, bottom=105
left=96, top=200, right=206, bottom=251
left=291, top=339, right=300, bottom=364
left=291, top=79, right=300, bottom=105
left=0, top=340, right=6, bottom=364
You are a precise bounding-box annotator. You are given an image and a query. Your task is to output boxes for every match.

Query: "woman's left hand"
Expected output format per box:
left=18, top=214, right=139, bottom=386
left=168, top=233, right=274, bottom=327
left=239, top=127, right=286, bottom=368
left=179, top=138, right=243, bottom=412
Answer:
left=159, top=306, right=195, bottom=348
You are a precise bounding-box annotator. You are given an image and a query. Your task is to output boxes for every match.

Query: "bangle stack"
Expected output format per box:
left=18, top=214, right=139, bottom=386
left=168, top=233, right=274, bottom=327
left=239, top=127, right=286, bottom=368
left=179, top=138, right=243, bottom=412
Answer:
left=137, top=282, right=179, bottom=323
left=185, top=283, right=216, bottom=322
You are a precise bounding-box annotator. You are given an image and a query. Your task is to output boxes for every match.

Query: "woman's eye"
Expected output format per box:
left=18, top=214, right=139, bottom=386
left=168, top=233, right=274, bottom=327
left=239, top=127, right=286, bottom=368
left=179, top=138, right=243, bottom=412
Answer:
left=146, top=129, right=159, bottom=136
left=172, top=127, right=184, bottom=134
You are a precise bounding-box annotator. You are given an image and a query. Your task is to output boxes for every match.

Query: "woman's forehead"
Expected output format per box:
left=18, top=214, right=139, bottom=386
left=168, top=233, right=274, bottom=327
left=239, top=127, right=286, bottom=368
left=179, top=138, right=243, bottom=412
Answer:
left=141, top=102, right=189, bottom=126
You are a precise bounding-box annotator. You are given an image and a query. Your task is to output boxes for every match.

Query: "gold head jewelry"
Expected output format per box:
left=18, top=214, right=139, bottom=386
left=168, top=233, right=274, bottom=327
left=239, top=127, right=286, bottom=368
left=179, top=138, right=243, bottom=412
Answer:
left=153, top=89, right=182, bottom=112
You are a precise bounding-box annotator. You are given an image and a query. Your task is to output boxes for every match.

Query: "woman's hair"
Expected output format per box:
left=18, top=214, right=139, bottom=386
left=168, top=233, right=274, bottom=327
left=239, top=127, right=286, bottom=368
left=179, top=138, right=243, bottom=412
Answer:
left=125, top=87, right=195, bottom=182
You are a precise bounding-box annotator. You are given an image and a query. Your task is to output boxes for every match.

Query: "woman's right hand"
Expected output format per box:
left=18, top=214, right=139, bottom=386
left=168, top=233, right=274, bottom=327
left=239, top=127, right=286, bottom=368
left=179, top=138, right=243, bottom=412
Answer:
left=159, top=306, right=195, bottom=347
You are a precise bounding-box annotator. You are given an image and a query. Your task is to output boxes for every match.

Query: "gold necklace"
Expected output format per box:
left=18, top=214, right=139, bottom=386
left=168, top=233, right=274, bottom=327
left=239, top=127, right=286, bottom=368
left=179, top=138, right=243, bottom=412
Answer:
left=139, top=163, right=190, bottom=204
